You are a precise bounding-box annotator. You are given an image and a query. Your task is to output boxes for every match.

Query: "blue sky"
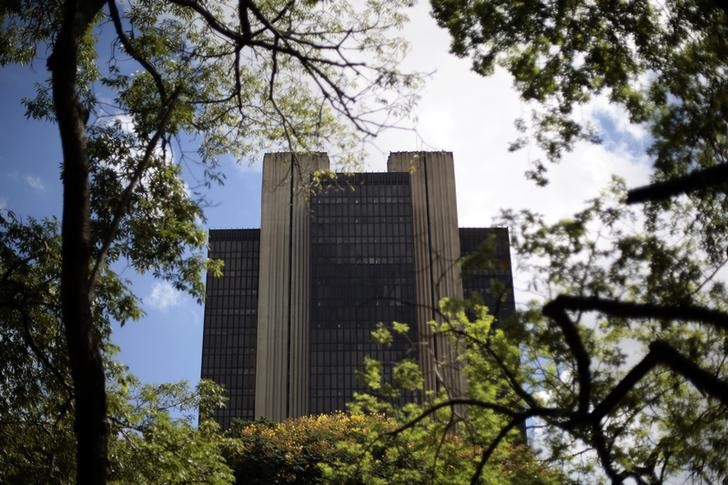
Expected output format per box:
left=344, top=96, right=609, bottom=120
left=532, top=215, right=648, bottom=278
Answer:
left=0, top=3, right=652, bottom=390
left=0, top=59, right=264, bottom=387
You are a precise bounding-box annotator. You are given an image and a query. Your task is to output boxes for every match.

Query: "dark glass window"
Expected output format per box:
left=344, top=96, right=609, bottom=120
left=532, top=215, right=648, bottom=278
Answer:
left=201, top=229, right=260, bottom=428
left=309, top=173, right=419, bottom=414
left=459, top=228, right=516, bottom=324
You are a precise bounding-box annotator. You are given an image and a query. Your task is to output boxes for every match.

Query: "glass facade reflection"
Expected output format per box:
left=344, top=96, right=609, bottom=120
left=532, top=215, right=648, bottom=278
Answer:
left=309, top=173, right=418, bottom=413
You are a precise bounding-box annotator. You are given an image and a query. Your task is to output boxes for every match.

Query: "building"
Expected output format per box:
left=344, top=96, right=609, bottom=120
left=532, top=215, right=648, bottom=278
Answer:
left=201, top=152, right=515, bottom=428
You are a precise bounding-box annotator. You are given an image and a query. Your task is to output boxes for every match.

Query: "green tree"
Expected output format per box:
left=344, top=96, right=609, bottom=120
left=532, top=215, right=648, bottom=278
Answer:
left=411, top=1, right=728, bottom=482
left=431, top=0, right=728, bottom=263
left=221, top=412, right=563, bottom=484
left=0, top=212, right=233, bottom=483
left=1, top=0, right=417, bottom=482
left=430, top=0, right=727, bottom=186
left=430, top=0, right=727, bottom=261
left=365, top=195, right=727, bottom=482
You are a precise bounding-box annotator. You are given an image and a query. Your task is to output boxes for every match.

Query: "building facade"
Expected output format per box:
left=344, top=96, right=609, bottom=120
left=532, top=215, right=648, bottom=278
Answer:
left=201, top=152, right=515, bottom=428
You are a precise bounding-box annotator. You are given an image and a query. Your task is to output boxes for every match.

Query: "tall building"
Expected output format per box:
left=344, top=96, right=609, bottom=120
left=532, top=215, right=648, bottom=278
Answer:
left=201, top=152, right=515, bottom=428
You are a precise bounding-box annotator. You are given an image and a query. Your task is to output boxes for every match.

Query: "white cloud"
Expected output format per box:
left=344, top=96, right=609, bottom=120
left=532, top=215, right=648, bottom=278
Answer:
left=106, top=112, right=135, bottom=133
left=146, top=281, right=181, bottom=311
left=24, top=175, right=45, bottom=191
left=363, top=4, right=652, bottom=230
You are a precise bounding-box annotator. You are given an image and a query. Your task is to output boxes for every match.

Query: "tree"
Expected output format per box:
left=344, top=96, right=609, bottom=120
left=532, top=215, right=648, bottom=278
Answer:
left=430, top=0, right=727, bottom=257
left=221, top=412, right=564, bottom=484
left=359, top=185, right=727, bottom=483
left=0, top=212, right=232, bottom=483
left=1, top=0, right=417, bottom=482
left=390, top=1, right=728, bottom=482
left=492, top=185, right=727, bottom=482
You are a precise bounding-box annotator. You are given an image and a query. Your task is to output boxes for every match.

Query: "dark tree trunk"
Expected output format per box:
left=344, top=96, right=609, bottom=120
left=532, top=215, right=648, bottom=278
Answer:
left=49, top=0, right=108, bottom=483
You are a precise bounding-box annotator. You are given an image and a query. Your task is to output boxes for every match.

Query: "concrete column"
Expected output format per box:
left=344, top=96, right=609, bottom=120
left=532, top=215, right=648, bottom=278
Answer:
left=387, top=151, right=465, bottom=398
left=255, top=152, right=329, bottom=420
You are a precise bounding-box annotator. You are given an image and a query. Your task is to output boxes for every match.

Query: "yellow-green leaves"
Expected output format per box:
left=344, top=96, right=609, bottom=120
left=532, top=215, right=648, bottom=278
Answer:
left=371, top=322, right=394, bottom=346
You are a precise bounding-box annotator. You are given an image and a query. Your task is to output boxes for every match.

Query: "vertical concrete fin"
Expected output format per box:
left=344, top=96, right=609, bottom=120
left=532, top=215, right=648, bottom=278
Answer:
left=255, top=153, right=292, bottom=420
left=289, top=153, right=329, bottom=418
left=425, top=152, right=465, bottom=399
left=387, top=151, right=465, bottom=398
left=255, top=152, right=329, bottom=420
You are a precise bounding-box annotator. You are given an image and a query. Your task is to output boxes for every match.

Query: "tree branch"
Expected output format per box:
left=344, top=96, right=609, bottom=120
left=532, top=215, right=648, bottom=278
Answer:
left=107, top=0, right=167, bottom=102
left=470, top=417, right=523, bottom=485
left=650, top=340, right=728, bottom=408
left=87, top=91, right=181, bottom=294
left=547, top=295, right=728, bottom=333
left=626, top=163, right=728, bottom=204
left=18, top=303, right=74, bottom=396
left=541, top=300, right=592, bottom=414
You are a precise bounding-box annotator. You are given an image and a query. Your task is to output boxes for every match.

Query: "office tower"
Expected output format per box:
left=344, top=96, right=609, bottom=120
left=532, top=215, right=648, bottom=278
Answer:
left=201, top=152, right=515, bottom=428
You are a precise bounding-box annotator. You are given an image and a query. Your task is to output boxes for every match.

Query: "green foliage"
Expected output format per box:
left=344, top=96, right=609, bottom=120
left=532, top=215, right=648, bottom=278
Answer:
left=345, top=314, right=568, bottom=484
left=87, top=121, right=210, bottom=302
left=0, top=213, right=232, bottom=483
left=222, top=412, right=563, bottom=484
left=431, top=0, right=728, bottom=273
left=431, top=0, right=726, bottom=171
left=107, top=371, right=232, bottom=484
left=4, top=0, right=419, bottom=167
left=2, top=1, right=420, bottom=480
left=494, top=181, right=728, bottom=482
left=355, top=173, right=727, bottom=482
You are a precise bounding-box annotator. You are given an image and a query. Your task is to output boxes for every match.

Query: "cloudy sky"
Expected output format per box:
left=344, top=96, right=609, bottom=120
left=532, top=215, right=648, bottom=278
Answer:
left=0, top=3, right=652, bottom=387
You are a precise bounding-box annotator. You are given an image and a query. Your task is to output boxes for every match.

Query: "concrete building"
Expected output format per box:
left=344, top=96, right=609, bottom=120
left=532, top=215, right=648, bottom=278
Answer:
left=201, top=152, right=514, bottom=428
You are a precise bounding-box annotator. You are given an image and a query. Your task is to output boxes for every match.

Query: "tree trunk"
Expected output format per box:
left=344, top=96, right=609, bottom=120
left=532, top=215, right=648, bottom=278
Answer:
left=49, top=1, right=108, bottom=483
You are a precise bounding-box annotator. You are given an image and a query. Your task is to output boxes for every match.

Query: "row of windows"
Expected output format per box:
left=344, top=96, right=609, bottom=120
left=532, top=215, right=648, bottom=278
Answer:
left=205, top=294, right=258, bottom=307
left=312, top=242, right=412, bottom=257
left=312, top=192, right=409, bottom=202
left=312, top=300, right=410, bottom=312
left=205, top=309, right=258, bottom=318
left=203, top=318, right=256, bottom=329
left=312, top=264, right=414, bottom=279
left=311, top=256, right=415, bottom=266
left=208, top=241, right=259, bottom=250
left=201, top=375, right=255, bottom=389
left=202, top=341, right=255, bottom=353
left=202, top=355, right=256, bottom=369
left=311, top=222, right=413, bottom=237
left=208, top=271, right=258, bottom=285
left=225, top=389, right=255, bottom=397
left=311, top=235, right=417, bottom=245
left=209, top=239, right=259, bottom=253
left=312, top=187, right=410, bottom=200
left=312, top=202, right=412, bottom=217
left=310, top=349, right=414, bottom=367
left=209, top=255, right=259, bottom=270
left=313, top=187, right=409, bottom=201
left=310, top=373, right=362, bottom=389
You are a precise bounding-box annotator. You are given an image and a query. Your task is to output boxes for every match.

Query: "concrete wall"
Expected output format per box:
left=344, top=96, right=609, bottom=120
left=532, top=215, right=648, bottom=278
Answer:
left=255, top=152, right=329, bottom=420
left=387, top=152, right=465, bottom=397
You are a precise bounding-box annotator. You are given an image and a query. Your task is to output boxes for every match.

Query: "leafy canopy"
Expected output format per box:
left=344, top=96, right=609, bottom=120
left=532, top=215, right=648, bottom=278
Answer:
left=0, top=212, right=232, bottom=483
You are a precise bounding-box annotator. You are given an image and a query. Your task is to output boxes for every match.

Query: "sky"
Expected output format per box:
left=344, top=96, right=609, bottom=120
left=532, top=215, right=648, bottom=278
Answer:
left=0, top=3, right=653, bottom=389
